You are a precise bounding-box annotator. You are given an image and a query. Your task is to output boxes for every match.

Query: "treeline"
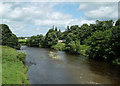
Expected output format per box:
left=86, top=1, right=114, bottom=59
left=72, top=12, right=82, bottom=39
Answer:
left=26, top=27, right=62, bottom=48
left=26, top=19, right=120, bottom=64
left=0, top=24, right=20, bottom=49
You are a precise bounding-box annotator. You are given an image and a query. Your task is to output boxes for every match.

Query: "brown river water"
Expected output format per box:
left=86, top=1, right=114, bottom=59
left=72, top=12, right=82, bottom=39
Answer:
left=21, top=46, right=120, bottom=84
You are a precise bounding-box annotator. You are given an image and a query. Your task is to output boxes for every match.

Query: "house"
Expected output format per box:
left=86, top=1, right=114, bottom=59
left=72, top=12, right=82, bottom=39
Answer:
left=25, top=38, right=28, bottom=40
left=58, top=40, right=66, bottom=43
left=25, top=37, right=30, bottom=39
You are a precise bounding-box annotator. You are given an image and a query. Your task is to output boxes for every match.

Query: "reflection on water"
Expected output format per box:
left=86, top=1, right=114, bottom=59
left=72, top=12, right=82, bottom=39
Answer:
left=21, top=46, right=120, bottom=84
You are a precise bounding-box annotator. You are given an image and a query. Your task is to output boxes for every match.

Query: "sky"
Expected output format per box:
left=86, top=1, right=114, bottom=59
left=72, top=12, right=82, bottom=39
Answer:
left=0, top=1, right=119, bottom=37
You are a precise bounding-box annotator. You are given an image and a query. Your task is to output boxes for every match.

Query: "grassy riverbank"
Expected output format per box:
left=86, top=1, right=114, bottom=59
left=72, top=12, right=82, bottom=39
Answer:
left=1, top=46, right=29, bottom=84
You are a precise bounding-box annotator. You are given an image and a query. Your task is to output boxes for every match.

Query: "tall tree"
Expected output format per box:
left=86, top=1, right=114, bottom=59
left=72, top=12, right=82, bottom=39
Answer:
left=0, top=24, right=20, bottom=49
left=55, top=27, right=57, bottom=31
left=44, top=29, right=58, bottom=47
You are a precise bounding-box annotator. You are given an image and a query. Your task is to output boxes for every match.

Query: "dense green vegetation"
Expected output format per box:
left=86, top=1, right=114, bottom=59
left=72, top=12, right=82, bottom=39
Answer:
left=18, top=39, right=27, bottom=45
left=44, top=29, right=58, bottom=47
left=17, top=51, right=27, bottom=64
left=1, top=46, right=29, bottom=84
left=26, top=27, right=61, bottom=48
left=51, top=42, right=65, bottom=51
left=26, top=34, right=44, bottom=47
left=26, top=19, right=120, bottom=65
left=0, top=24, right=29, bottom=85
left=0, top=24, right=20, bottom=49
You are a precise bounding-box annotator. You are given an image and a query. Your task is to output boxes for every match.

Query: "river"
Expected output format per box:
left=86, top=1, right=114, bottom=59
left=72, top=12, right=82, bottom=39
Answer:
left=21, top=46, right=120, bottom=84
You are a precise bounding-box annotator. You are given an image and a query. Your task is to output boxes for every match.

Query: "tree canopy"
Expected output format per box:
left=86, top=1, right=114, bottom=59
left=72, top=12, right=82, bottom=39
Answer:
left=25, top=19, right=120, bottom=65
left=0, top=24, right=20, bottom=49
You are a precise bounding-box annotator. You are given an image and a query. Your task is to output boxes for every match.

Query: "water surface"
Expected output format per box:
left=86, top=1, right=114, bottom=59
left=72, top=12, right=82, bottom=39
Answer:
left=21, top=46, right=120, bottom=84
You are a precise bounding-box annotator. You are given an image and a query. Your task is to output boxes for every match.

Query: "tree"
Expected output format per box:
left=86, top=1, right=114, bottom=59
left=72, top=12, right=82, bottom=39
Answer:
left=0, top=24, right=20, bottom=49
left=67, top=25, right=70, bottom=31
left=110, top=26, right=120, bottom=63
left=8, top=34, right=20, bottom=49
left=78, top=24, right=91, bottom=44
left=65, top=33, right=77, bottom=45
left=115, top=19, right=120, bottom=26
left=96, top=20, right=113, bottom=31
left=55, top=27, right=57, bottom=31
left=26, top=34, right=44, bottom=47
left=85, top=29, right=113, bottom=61
left=56, top=29, right=62, bottom=40
left=44, top=29, right=58, bottom=47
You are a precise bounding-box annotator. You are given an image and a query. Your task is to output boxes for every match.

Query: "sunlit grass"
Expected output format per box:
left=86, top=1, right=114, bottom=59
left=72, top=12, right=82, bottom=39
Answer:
left=2, top=46, right=29, bottom=84
left=18, top=39, right=27, bottom=42
left=18, top=39, right=28, bottom=45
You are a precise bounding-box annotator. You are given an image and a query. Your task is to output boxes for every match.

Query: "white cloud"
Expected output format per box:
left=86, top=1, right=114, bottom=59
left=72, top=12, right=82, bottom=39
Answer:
left=2, top=0, right=120, bottom=2
left=66, top=18, right=95, bottom=27
left=0, top=3, right=12, bottom=17
left=78, top=2, right=118, bottom=20
left=1, top=2, right=77, bottom=36
left=1, top=2, right=117, bottom=37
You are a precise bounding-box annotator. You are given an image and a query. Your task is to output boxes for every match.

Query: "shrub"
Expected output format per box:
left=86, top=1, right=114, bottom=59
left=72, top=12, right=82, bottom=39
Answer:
left=77, top=45, right=90, bottom=55
left=17, top=51, right=26, bottom=62
left=51, top=42, right=65, bottom=51
left=112, top=58, right=120, bottom=65
left=66, top=40, right=90, bottom=55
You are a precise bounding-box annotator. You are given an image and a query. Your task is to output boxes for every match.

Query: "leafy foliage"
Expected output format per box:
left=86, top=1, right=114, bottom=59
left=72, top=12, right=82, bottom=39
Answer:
left=0, top=24, right=20, bottom=49
left=44, top=29, right=58, bottom=47
left=84, top=30, right=112, bottom=61
left=17, top=51, right=26, bottom=62
left=26, top=19, right=120, bottom=64
left=51, top=42, right=65, bottom=51
left=66, top=40, right=90, bottom=55
left=26, top=34, right=44, bottom=47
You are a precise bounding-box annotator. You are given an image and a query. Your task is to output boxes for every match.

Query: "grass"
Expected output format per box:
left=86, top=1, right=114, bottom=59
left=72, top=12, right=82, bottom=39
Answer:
left=18, top=39, right=27, bottom=42
left=18, top=39, right=27, bottom=45
left=1, top=46, right=29, bottom=84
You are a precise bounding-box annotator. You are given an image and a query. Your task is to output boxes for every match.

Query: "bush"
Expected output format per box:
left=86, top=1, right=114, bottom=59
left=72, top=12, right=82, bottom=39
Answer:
left=77, top=45, right=90, bottom=55
left=65, top=40, right=90, bottom=55
left=51, top=42, right=65, bottom=51
left=17, top=51, right=26, bottom=62
left=112, top=58, right=120, bottom=65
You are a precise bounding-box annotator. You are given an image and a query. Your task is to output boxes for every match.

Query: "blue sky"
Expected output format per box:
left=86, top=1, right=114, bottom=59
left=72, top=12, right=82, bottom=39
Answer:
left=1, top=2, right=118, bottom=37
left=54, top=2, right=84, bottom=19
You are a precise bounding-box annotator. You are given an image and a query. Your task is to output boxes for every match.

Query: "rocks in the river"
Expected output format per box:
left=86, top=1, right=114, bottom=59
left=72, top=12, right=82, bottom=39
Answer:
left=48, top=51, right=60, bottom=59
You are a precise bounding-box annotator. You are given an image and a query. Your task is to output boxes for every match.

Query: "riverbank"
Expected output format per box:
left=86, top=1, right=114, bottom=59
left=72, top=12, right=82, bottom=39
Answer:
left=1, top=46, right=29, bottom=84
